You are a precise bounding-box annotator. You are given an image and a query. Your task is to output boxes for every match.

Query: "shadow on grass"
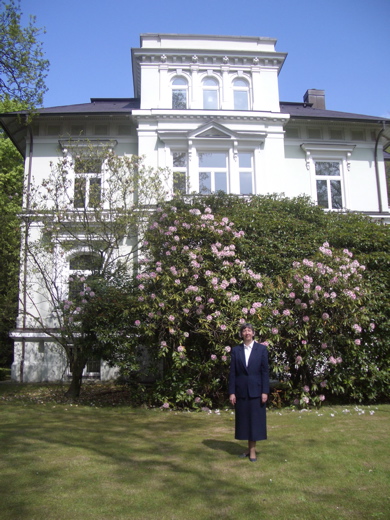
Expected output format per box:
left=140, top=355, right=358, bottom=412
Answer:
left=202, top=438, right=244, bottom=455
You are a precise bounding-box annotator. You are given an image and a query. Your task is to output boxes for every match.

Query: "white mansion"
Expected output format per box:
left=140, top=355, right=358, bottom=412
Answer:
left=1, top=34, right=389, bottom=382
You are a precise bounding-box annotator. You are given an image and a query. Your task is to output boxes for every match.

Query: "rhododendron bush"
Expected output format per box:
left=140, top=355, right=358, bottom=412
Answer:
left=121, top=202, right=377, bottom=408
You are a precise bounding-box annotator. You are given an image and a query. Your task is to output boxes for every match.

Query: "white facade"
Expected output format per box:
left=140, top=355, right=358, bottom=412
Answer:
left=1, top=33, right=389, bottom=382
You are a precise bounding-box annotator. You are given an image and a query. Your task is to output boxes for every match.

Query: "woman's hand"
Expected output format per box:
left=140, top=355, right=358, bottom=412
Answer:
left=229, top=393, right=236, bottom=406
left=261, top=393, right=268, bottom=403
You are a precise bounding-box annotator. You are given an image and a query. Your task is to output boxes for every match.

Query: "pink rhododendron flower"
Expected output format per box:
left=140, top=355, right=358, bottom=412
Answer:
left=224, top=346, right=231, bottom=352
left=303, top=316, right=310, bottom=322
left=322, top=313, right=329, bottom=320
left=354, top=339, right=361, bottom=345
left=303, top=385, right=310, bottom=392
left=319, top=394, right=325, bottom=401
left=211, top=354, right=217, bottom=360
left=186, top=389, right=194, bottom=395
left=134, top=320, right=141, bottom=326
left=271, top=328, right=279, bottom=335
left=295, top=356, right=303, bottom=364
left=162, top=403, right=170, bottom=409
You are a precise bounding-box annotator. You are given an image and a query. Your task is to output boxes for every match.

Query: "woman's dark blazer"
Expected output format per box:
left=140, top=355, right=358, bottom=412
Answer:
left=228, top=341, right=270, bottom=398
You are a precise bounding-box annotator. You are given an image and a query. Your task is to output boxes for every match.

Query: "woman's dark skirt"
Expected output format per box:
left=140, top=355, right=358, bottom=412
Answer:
left=235, top=396, right=267, bottom=441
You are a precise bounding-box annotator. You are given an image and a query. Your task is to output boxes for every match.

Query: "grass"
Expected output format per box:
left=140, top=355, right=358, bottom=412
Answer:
left=0, top=382, right=389, bottom=520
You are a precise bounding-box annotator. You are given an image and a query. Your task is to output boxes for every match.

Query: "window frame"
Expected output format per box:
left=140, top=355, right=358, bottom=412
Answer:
left=198, top=151, right=228, bottom=194
left=172, top=151, right=188, bottom=194
left=314, top=160, right=344, bottom=210
left=171, top=76, right=188, bottom=110
left=233, top=77, right=250, bottom=110
left=202, top=77, right=220, bottom=110
left=73, top=155, right=103, bottom=209
left=238, top=152, right=254, bottom=194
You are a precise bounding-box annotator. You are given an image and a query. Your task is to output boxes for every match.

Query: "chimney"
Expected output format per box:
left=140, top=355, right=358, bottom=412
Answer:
left=303, top=89, right=326, bottom=110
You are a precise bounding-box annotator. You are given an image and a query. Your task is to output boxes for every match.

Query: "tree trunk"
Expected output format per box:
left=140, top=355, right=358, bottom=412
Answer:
left=65, top=355, right=87, bottom=399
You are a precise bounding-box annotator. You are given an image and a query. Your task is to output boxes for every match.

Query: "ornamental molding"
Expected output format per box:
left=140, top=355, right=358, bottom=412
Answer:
left=300, top=142, right=356, bottom=171
left=134, top=52, right=285, bottom=71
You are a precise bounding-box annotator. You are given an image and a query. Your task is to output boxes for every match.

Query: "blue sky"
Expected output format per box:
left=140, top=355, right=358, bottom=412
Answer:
left=22, top=0, right=389, bottom=118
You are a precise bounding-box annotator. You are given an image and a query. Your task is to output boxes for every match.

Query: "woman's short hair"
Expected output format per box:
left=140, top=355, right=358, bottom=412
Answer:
left=239, top=323, right=255, bottom=338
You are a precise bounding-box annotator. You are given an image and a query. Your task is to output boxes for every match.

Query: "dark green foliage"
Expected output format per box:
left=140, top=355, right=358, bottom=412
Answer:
left=0, top=99, right=24, bottom=366
left=106, top=194, right=390, bottom=407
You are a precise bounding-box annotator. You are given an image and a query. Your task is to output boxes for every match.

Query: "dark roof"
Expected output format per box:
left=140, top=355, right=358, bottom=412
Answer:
left=280, top=102, right=388, bottom=123
left=0, top=98, right=140, bottom=157
left=36, top=98, right=140, bottom=114
left=1, top=97, right=388, bottom=158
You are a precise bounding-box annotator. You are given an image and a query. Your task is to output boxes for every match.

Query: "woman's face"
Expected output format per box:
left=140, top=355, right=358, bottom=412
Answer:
left=241, top=327, right=255, bottom=342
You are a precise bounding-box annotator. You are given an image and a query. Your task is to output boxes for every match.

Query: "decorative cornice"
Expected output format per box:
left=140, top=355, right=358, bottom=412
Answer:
left=134, top=51, right=285, bottom=71
left=131, top=109, right=288, bottom=124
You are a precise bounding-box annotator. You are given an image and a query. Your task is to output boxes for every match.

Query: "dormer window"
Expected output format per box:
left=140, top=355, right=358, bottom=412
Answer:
left=172, top=77, right=188, bottom=109
left=233, top=78, right=250, bottom=110
left=203, top=77, right=219, bottom=109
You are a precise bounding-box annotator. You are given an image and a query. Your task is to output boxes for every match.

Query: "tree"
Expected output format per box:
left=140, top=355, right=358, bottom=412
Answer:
left=104, top=200, right=380, bottom=409
left=22, top=141, right=169, bottom=398
left=0, top=0, right=49, bottom=107
left=0, top=98, right=24, bottom=366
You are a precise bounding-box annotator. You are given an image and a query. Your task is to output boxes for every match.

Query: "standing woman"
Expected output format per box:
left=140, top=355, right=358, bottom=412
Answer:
left=229, top=323, right=270, bottom=462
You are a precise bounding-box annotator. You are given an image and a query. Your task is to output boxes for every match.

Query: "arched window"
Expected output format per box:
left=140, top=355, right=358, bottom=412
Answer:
left=203, top=77, right=219, bottom=109
left=172, top=76, right=188, bottom=109
left=233, top=78, right=250, bottom=110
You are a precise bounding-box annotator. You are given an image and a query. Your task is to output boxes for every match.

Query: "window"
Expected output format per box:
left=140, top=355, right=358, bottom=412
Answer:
left=203, top=77, right=219, bottom=109
left=74, top=156, right=102, bottom=208
left=172, top=152, right=187, bottom=194
left=199, top=152, right=227, bottom=193
left=172, top=77, right=188, bottom=109
left=68, top=253, right=102, bottom=300
left=238, top=153, right=253, bottom=194
left=315, top=161, right=343, bottom=209
left=233, top=78, right=249, bottom=110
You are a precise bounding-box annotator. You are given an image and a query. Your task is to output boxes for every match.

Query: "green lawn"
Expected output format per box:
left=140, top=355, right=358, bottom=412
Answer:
left=0, top=383, right=389, bottom=520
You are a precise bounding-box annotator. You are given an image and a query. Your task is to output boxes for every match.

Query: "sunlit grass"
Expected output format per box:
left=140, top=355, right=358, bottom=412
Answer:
left=0, top=383, right=389, bottom=520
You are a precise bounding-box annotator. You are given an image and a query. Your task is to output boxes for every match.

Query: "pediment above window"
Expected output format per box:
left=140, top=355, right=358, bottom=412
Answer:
left=189, top=122, right=237, bottom=140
